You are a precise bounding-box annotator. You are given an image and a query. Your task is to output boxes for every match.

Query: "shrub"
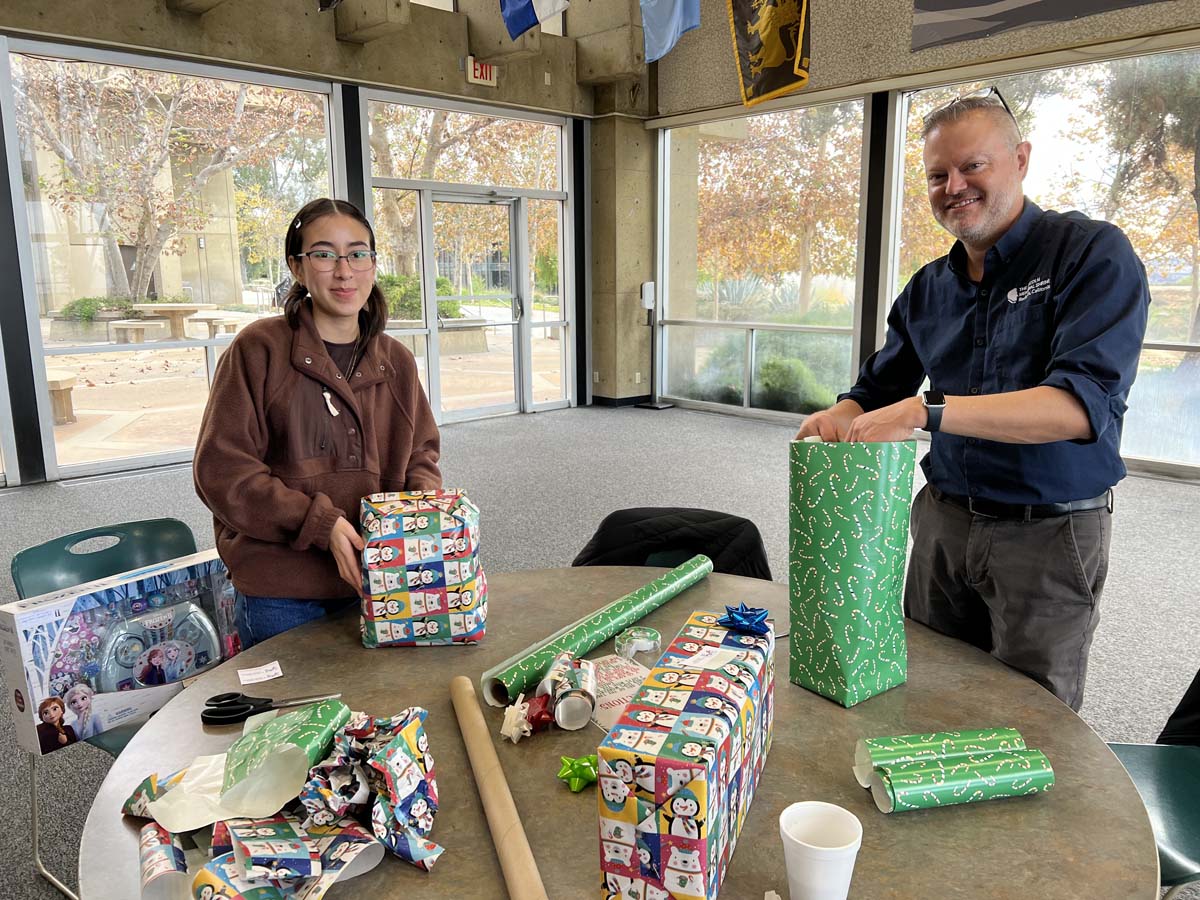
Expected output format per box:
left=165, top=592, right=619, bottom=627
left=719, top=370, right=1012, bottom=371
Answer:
left=58, top=295, right=134, bottom=322
left=377, top=274, right=460, bottom=320
left=753, top=357, right=837, bottom=414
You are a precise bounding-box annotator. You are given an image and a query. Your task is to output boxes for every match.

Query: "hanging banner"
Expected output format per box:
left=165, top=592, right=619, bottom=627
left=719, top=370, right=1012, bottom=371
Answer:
left=726, top=0, right=811, bottom=108
left=913, top=0, right=1173, bottom=51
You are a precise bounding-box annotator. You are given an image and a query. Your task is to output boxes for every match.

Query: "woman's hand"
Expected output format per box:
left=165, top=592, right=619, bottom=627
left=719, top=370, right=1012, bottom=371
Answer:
left=329, top=516, right=366, bottom=596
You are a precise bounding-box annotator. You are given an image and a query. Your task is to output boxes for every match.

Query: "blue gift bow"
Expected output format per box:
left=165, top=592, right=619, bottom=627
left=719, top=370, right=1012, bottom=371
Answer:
left=716, top=603, right=769, bottom=635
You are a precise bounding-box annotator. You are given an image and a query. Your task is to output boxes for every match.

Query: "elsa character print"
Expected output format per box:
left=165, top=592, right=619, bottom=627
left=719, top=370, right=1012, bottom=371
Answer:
left=63, top=683, right=101, bottom=740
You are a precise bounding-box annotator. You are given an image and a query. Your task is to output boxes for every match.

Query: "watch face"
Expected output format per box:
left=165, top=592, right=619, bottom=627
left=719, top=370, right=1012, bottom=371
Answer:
left=924, top=390, right=946, bottom=406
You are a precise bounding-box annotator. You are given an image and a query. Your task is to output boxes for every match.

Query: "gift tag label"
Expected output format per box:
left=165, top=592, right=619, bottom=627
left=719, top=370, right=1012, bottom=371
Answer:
left=238, top=661, right=283, bottom=685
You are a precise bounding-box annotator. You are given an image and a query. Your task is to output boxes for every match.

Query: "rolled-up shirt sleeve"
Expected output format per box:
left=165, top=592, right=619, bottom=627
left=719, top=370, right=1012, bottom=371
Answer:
left=1039, top=226, right=1150, bottom=444
left=840, top=280, right=926, bottom=412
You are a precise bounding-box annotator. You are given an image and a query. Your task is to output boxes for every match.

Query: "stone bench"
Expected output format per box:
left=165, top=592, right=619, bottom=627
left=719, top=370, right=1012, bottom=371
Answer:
left=188, top=314, right=239, bottom=339
left=44, top=367, right=77, bottom=425
left=107, top=319, right=165, bottom=344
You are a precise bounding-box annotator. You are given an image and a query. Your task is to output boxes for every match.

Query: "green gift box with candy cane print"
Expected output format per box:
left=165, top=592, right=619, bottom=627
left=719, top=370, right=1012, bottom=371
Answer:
left=788, top=439, right=916, bottom=707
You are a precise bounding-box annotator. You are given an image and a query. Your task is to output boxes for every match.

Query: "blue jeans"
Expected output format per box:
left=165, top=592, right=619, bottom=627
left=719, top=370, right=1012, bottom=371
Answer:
left=235, top=592, right=357, bottom=649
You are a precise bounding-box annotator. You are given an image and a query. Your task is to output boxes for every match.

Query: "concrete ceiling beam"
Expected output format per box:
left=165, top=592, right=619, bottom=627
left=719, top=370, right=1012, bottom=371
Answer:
left=334, top=0, right=411, bottom=44
left=456, top=0, right=542, bottom=63
left=164, top=0, right=229, bottom=12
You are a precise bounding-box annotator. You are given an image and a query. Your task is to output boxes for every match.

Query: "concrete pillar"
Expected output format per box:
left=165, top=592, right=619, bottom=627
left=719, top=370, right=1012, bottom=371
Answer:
left=590, top=109, right=654, bottom=402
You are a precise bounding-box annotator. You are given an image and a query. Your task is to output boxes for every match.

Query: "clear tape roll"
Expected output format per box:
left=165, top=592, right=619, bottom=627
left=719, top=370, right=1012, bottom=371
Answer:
left=615, top=626, right=661, bottom=660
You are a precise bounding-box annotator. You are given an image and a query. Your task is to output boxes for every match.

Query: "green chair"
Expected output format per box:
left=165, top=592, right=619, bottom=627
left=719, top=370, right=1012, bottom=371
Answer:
left=1109, top=737, right=1200, bottom=899
left=11, top=518, right=197, bottom=900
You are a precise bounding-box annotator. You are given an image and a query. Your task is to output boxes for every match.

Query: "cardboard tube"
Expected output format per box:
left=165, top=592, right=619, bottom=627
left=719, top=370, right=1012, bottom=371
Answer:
left=450, top=676, right=549, bottom=900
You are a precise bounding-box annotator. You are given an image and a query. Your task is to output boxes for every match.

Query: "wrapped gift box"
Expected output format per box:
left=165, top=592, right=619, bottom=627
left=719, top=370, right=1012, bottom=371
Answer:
left=359, top=491, right=488, bottom=648
left=596, top=610, right=775, bottom=900
left=0, top=550, right=238, bottom=755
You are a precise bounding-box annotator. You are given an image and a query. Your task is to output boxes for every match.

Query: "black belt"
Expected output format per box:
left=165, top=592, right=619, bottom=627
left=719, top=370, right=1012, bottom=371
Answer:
left=930, top=485, right=1113, bottom=521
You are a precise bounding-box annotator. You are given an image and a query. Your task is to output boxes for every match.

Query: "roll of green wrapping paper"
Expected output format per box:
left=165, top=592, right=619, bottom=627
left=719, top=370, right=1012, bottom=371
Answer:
left=789, top=439, right=916, bottom=707
left=480, top=555, right=714, bottom=707
left=853, top=728, right=1027, bottom=787
left=869, top=748, right=1055, bottom=813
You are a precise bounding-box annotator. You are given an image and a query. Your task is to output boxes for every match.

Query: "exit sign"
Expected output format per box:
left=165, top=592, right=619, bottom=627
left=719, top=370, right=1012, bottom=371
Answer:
left=466, top=56, right=498, bottom=87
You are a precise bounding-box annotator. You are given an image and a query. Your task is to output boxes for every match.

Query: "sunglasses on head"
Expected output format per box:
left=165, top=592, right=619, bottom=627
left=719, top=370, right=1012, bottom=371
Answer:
left=924, top=86, right=1022, bottom=139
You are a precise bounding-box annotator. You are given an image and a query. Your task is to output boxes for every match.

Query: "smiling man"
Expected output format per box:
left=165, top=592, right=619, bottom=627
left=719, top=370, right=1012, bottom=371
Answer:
left=796, top=89, right=1150, bottom=711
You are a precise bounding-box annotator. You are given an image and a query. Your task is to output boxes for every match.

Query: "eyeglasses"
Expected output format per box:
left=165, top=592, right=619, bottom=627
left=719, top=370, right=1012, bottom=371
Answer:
left=924, top=86, right=1021, bottom=138
left=294, top=250, right=377, bottom=272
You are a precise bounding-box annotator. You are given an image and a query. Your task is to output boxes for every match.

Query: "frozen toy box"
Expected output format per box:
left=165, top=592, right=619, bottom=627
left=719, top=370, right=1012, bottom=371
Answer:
left=0, top=550, right=239, bottom=755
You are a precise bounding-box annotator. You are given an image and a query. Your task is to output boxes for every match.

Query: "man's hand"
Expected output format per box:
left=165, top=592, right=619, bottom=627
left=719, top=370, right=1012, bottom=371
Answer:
left=329, top=516, right=366, bottom=596
left=795, top=399, right=864, bottom=441
left=845, top=396, right=926, bottom=442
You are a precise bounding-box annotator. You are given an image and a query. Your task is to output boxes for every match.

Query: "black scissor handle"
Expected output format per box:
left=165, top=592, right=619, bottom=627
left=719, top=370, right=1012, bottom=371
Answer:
left=206, top=692, right=267, bottom=707
left=201, top=703, right=256, bottom=726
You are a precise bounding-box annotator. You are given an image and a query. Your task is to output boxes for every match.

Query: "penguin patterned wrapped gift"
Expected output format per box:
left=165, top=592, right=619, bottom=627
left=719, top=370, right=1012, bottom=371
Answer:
left=359, top=490, right=488, bottom=648
left=597, top=610, right=775, bottom=900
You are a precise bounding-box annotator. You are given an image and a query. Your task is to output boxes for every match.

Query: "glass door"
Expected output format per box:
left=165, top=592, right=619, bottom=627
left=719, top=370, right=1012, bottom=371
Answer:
left=425, top=196, right=521, bottom=420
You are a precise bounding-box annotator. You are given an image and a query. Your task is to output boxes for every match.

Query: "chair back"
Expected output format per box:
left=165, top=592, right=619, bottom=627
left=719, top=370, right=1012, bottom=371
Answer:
left=11, top=518, right=197, bottom=600
left=573, top=507, right=773, bottom=581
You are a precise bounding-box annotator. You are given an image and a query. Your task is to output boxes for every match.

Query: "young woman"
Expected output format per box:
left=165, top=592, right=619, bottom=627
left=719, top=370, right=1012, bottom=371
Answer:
left=194, top=198, right=441, bottom=646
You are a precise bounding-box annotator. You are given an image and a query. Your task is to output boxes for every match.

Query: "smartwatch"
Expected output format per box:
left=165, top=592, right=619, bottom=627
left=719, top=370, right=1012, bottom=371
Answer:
left=921, top=390, right=946, bottom=433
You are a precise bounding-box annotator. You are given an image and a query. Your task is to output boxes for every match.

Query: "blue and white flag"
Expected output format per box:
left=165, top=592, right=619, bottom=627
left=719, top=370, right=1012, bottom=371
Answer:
left=640, top=0, right=700, bottom=63
left=500, top=0, right=570, bottom=41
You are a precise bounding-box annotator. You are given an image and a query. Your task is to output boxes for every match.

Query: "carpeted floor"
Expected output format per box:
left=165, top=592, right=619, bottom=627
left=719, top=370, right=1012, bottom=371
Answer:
left=0, top=406, right=1196, bottom=898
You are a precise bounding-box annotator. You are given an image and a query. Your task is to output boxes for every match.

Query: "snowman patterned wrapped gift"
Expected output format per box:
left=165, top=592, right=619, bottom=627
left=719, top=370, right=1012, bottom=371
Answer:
left=359, top=490, right=488, bottom=648
left=596, top=610, right=775, bottom=900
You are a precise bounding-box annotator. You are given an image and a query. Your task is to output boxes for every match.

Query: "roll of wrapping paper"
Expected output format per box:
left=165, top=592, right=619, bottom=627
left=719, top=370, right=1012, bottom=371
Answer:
left=480, top=555, right=714, bottom=706
left=853, top=728, right=1027, bottom=787
left=869, top=748, right=1055, bottom=813
left=450, top=676, right=549, bottom=900
left=789, top=439, right=916, bottom=707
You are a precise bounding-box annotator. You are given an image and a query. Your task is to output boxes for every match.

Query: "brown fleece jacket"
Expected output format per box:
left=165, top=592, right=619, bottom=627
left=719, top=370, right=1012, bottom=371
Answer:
left=194, top=303, right=441, bottom=599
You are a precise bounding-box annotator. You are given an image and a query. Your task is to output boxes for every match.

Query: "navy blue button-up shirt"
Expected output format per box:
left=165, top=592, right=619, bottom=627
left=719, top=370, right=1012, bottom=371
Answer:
left=842, top=200, right=1150, bottom=504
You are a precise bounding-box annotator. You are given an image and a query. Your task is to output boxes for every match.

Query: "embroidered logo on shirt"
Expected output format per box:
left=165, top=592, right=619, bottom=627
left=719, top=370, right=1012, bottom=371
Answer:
left=1006, top=276, right=1051, bottom=304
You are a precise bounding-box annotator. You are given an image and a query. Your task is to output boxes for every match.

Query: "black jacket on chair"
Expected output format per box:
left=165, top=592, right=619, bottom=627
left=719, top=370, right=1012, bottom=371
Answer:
left=1159, top=668, right=1200, bottom=747
left=572, top=507, right=772, bottom=581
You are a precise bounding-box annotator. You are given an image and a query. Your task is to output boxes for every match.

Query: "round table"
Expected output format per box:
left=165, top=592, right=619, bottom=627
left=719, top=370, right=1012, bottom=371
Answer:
left=79, top=568, right=1159, bottom=899
left=130, top=303, right=217, bottom=340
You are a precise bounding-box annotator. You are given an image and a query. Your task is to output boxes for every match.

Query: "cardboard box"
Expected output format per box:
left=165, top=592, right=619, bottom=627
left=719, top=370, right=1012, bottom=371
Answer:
left=0, top=550, right=238, bottom=755
left=596, top=611, right=775, bottom=900
left=359, top=491, right=488, bottom=647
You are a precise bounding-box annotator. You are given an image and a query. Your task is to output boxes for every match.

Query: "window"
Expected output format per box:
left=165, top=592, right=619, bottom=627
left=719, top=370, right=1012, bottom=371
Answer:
left=366, top=96, right=571, bottom=420
left=899, top=49, right=1200, bottom=467
left=10, top=50, right=332, bottom=471
left=662, top=100, right=864, bottom=414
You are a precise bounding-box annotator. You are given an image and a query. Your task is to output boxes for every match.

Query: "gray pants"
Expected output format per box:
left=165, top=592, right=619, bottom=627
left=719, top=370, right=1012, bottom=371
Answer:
left=904, top=486, right=1111, bottom=711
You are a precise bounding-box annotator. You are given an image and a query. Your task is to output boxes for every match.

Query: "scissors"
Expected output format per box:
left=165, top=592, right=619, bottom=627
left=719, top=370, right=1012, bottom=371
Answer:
left=201, top=691, right=342, bottom=726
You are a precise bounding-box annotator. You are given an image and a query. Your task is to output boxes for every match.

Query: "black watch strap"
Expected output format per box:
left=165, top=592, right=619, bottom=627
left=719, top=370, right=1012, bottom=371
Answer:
left=922, top=390, right=946, bottom=433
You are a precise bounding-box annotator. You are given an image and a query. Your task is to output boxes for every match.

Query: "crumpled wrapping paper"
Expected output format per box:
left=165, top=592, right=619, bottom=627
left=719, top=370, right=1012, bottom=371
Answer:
left=130, top=704, right=443, bottom=895
left=299, top=707, right=444, bottom=871
left=145, top=699, right=351, bottom=834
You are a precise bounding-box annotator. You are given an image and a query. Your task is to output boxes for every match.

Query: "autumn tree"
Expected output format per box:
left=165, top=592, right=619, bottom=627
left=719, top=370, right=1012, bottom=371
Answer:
left=235, top=134, right=329, bottom=285
left=368, top=103, right=560, bottom=283
left=12, top=54, right=323, bottom=302
left=695, top=101, right=862, bottom=320
left=1096, top=53, right=1200, bottom=346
